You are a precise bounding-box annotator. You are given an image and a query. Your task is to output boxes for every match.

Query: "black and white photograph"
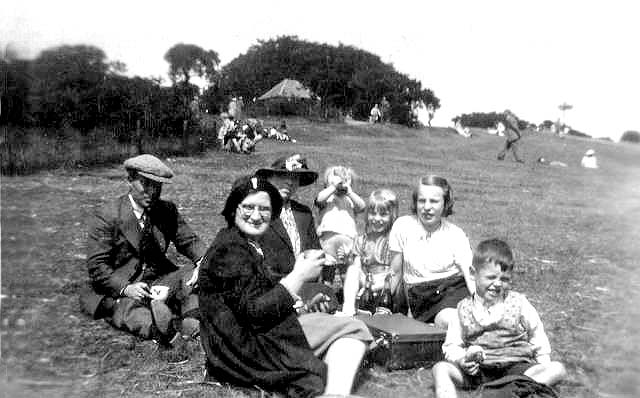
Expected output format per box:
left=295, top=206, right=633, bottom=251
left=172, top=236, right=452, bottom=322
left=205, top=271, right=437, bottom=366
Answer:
left=2, top=1, right=639, bottom=397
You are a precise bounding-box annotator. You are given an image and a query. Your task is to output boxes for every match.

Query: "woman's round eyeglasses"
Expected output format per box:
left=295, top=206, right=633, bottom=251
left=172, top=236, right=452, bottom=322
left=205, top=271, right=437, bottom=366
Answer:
left=238, top=203, right=272, bottom=218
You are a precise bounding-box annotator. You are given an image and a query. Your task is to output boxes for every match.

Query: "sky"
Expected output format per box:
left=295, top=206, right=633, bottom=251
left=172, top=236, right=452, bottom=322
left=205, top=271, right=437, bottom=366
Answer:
left=3, top=0, right=639, bottom=141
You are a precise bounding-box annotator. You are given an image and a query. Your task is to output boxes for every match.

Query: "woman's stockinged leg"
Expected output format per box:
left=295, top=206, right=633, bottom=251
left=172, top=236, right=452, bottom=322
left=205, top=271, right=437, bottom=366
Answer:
left=322, top=337, right=367, bottom=395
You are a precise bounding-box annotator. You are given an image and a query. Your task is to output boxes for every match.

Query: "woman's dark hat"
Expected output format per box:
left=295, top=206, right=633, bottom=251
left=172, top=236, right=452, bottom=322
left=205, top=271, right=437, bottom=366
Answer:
left=255, top=154, right=318, bottom=187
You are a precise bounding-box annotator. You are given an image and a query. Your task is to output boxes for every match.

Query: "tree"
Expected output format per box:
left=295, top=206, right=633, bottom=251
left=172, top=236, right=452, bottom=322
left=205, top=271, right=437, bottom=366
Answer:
left=621, top=130, right=640, bottom=143
left=164, top=43, right=219, bottom=85
left=31, top=44, right=110, bottom=131
left=1, top=45, right=32, bottom=125
left=213, top=36, right=440, bottom=124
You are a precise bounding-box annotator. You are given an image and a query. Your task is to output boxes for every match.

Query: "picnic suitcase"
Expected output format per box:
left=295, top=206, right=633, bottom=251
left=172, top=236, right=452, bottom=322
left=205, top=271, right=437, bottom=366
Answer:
left=355, top=313, right=446, bottom=371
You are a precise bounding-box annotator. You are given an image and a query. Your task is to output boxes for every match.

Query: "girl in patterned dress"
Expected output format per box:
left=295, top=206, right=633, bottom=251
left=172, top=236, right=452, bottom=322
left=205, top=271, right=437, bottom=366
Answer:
left=341, top=189, right=399, bottom=316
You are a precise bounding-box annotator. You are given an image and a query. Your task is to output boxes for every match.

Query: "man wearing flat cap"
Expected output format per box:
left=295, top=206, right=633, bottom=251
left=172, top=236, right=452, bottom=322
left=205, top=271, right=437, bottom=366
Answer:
left=80, top=154, right=206, bottom=357
left=255, top=154, right=321, bottom=280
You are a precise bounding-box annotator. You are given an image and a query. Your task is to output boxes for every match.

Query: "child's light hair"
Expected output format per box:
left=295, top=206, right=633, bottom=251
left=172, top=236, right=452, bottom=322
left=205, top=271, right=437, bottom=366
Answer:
left=323, top=165, right=354, bottom=186
left=365, top=189, right=399, bottom=234
left=472, top=238, right=515, bottom=272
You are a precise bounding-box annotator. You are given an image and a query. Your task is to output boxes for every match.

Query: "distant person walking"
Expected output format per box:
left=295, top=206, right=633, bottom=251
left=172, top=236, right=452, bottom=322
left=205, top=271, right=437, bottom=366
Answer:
left=497, top=109, right=524, bottom=163
left=380, top=96, right=391, bottom=123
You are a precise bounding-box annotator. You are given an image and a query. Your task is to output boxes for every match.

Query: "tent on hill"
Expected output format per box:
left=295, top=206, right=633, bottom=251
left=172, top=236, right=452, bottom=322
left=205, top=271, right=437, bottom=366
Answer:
left=258, top=78, right=313, bottom=100
left=257, top=78, right=317, bottom=116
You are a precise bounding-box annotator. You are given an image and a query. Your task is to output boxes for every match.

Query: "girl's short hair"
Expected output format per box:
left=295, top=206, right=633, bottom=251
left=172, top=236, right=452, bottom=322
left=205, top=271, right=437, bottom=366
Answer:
left=221, top=175, right=283, bottom=227
left=323, top=165, right=354, bottom=185
left=365, top=189, right=399, bottom=234
left=472, top=238, right=515, bottom=272
left=410, top=175, right=454, bottom=217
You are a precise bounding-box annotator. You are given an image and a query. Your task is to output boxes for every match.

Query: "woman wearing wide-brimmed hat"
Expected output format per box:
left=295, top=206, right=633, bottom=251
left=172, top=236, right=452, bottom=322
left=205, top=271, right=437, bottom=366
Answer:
left=255, top=154, right=322, bottom=279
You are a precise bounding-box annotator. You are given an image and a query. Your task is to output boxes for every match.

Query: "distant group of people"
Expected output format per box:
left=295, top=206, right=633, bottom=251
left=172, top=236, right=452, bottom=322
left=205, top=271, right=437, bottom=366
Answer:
left=217, top=113, right=295, bottom=154
left=369, top=96, right=391, bottom=124
left=82, top=150, right=568, bottom=397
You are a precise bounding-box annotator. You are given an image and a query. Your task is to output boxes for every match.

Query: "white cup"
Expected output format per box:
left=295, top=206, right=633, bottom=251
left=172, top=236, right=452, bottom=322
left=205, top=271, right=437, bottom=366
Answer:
left=150, top=285, right=169, bottom=301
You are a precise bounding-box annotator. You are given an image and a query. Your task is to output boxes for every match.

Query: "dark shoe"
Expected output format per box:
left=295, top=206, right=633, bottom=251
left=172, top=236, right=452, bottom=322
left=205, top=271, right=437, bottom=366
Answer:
left=159, top=333, right=191, bottom=365
left=516, top=159, right=525, bottom=164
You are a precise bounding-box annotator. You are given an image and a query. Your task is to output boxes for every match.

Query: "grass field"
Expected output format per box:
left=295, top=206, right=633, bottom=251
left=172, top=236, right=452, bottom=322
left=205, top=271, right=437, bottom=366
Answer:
left=2, top=119, right=640, bottom=398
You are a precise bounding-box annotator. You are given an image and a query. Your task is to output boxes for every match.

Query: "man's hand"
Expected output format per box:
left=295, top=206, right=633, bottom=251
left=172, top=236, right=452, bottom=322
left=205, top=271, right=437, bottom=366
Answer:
left=185, top=265, right=199, bottom=287
left=123, top=282, right=151, bottom=301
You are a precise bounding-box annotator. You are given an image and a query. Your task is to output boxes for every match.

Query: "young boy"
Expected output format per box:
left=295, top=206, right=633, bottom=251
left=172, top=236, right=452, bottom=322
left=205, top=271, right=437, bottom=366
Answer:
left=432, top=239, right=566, bottom=398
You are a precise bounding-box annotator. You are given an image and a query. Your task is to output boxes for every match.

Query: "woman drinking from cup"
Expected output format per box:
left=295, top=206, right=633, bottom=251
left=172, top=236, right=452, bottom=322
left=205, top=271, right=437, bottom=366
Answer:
left=198, top=175, right=372, bottom=398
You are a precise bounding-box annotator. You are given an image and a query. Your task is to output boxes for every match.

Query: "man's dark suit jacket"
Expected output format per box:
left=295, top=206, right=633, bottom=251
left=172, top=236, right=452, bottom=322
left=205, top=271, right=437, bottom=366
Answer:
left=258, top=199, right=320, bottom=281
left=80, top=194, right=206, bottom=318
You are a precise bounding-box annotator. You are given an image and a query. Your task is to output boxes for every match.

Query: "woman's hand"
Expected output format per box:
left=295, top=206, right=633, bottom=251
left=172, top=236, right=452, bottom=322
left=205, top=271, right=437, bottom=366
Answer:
left=293, top=249, right=326, bottom=282
left=305, top=293, right=336, bottom=314
left=281, top=250, right=326, bottom=297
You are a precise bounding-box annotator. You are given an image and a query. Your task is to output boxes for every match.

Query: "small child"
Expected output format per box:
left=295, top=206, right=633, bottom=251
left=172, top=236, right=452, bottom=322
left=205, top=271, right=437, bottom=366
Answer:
left=315, top=166, right=366, bottom=267
left=341, top=189, right=399, bottom=316
left=432, top=239, right=566, bottom=397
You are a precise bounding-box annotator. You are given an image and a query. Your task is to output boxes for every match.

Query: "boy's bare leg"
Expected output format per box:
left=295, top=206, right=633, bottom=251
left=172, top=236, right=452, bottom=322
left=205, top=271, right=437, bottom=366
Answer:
left=432, top=361, right=466, bottom=398
left=524, top=361, right=566, bottom=386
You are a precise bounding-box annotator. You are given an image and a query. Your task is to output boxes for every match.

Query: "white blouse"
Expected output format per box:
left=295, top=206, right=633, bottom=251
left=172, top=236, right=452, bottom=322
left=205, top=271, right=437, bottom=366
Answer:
left=388, top=215, right=472, bottom=285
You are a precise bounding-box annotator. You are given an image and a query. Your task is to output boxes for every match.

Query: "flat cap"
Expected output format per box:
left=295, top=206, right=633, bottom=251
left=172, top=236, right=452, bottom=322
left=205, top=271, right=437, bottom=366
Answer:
left=123, top=154, right=174, bottom=183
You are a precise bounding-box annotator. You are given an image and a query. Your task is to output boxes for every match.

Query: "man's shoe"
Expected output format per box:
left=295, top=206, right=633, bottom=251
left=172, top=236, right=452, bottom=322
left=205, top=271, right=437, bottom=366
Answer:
left=159, top=333, right=191, bottom=365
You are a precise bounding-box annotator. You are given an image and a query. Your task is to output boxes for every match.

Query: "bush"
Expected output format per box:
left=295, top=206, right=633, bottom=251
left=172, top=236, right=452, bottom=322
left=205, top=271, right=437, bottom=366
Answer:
left=620, top=130, right=640, bottom=143
left=1, top=125, right=211, bottom=175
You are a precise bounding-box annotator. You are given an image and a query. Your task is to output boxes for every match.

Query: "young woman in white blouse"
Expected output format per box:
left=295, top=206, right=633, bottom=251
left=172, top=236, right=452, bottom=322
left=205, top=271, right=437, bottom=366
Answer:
left=389, top=175, right=474, bottom=329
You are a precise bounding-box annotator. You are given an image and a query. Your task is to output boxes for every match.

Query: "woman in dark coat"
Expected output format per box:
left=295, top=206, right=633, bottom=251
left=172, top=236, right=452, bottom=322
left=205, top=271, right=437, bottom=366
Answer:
left=199, top=176, right=371, bottom=398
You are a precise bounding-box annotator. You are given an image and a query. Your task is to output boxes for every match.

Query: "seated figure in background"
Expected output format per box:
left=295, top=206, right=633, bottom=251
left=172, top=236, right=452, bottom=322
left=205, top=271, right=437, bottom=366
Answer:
left=580, top=149, right=598, bottom=169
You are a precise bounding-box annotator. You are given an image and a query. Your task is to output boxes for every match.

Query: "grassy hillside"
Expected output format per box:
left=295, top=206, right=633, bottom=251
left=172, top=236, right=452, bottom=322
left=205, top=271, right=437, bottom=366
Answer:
left=2, top=119, right=639, bottom=397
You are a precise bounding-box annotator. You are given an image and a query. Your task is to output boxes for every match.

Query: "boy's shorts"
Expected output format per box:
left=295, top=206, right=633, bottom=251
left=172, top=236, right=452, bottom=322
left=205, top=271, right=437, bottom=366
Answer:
left=464, top=361, right=535, bottom=389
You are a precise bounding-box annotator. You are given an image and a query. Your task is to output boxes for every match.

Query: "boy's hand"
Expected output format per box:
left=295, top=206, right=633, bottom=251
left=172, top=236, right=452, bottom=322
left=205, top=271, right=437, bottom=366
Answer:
left=457, top=357, right=480, bottom=376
